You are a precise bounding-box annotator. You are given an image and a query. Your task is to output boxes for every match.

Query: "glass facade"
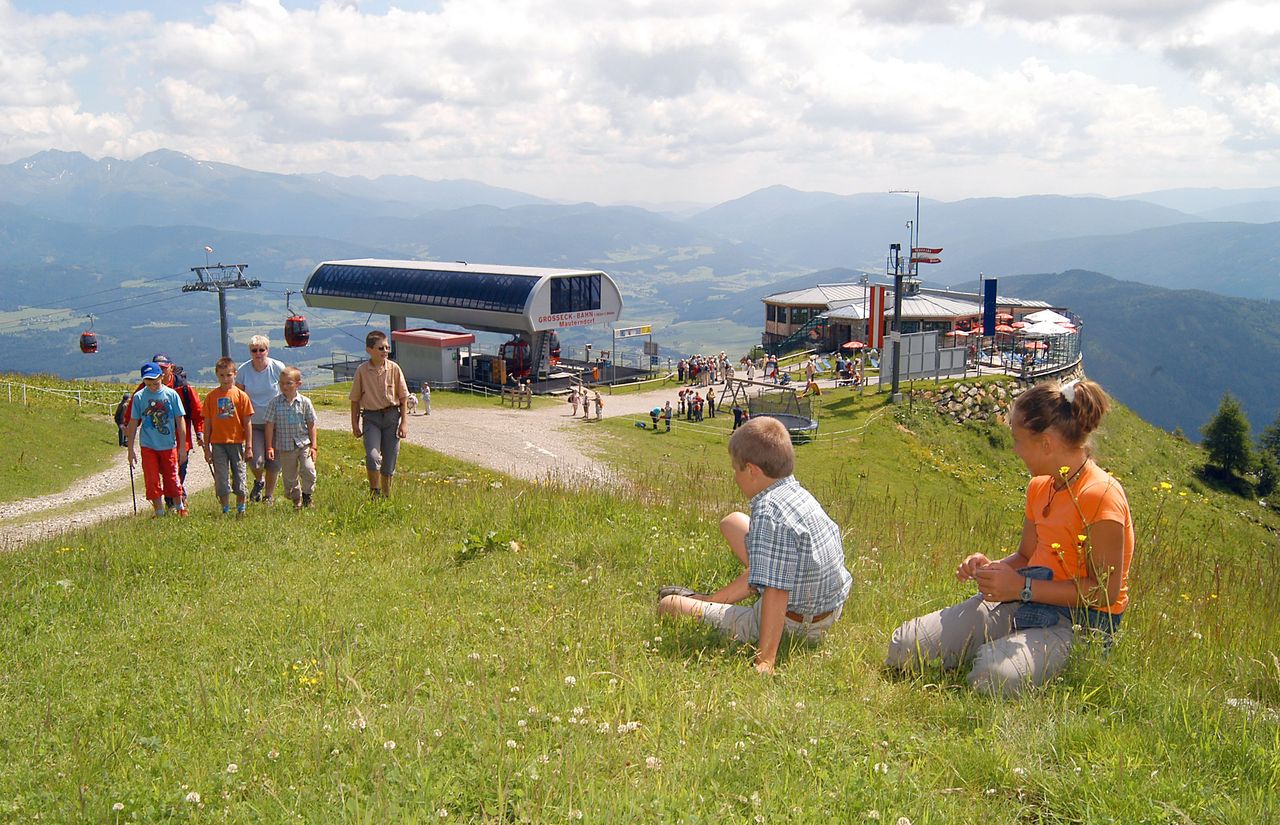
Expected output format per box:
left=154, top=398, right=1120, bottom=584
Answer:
left=550, top=274, right=601, bottom=315
left=307, top=264, right=539, bottom=314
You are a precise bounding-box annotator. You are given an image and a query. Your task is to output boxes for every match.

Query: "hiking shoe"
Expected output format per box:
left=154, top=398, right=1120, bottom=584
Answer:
left=302, top=493, right=313, bottom=508
left=222, top=504, right=231, bottom=515
left=250, top=479, right=264, bottom=502
left=176, top=507, right=189, bottom=518
left=236, top=504, right=246, bottom=517
left=263, top=496, right=274, bottom=507
left=293, top=499, right=303, bottom=511
left=658, top=585, right=701, bottom=599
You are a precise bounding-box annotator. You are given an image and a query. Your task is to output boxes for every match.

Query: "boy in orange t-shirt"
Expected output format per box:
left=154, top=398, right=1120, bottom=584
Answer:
left=202, top=356, right=255, bottom=515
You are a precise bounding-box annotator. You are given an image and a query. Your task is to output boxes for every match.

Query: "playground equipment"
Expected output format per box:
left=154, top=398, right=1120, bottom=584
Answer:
left=721, top=377, right=819, bottom=442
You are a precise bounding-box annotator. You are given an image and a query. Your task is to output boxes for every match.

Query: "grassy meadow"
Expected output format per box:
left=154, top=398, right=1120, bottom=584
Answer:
left=0, top=374, right=127, bottom=503
left=1, top=378, right=1278, bottom=822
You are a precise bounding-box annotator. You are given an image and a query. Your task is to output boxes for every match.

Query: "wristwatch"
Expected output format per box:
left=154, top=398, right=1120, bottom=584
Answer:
left=1020, top=576, right=1034, bottom=603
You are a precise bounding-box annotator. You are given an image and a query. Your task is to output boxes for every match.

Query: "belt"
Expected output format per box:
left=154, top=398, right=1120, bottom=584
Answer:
left=786, top=608, right=835, bottom=624
left=365, top=405, right=399, bottom=413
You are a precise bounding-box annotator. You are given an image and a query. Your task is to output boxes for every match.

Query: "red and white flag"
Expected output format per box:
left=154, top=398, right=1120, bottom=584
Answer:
left=911, top=247, right=942, bottom=255
left=867, top=285, right=886, bottom=348
left=910, top=255, right=942, bottom=265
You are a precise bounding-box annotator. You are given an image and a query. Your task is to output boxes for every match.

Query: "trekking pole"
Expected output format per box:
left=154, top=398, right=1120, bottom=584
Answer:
left=128, top=458, right=138, bottom=515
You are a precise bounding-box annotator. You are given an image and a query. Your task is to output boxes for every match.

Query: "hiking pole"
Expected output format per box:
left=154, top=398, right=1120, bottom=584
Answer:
left=128, top=458, right=138, bottom=515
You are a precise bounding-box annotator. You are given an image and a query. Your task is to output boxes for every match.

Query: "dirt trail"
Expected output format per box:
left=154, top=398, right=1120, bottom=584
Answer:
left=1, top=451, right=216, bottom=550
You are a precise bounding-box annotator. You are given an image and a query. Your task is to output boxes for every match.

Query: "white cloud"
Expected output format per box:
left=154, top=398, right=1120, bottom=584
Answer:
left=0, top=0, right=1276, bottom=201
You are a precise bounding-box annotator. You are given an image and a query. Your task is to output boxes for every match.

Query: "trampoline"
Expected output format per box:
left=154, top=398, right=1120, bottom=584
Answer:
left=756, top=412, right=819, bottom=442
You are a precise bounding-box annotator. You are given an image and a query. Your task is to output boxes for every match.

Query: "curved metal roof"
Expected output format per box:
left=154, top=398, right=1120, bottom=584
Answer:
left=302, top=258, right=622, bottom=334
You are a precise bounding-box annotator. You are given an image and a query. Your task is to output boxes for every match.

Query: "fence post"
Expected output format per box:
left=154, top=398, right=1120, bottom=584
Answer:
left=23, top=385, right=28, bottom=405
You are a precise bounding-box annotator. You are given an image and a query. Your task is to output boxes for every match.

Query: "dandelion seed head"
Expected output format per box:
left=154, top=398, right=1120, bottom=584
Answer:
left=112, top=802, right=124, bottom=812
left=225, top=763, right=239, bottom=774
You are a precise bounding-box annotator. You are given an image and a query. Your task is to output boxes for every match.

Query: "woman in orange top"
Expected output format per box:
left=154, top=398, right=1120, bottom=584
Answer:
left=885, top=378, right=1134, bottom=697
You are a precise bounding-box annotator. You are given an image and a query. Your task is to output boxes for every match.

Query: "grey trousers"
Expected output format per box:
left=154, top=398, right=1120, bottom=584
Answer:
left=885, top=593, right=1074, bottom=698
left=361, top=408, right=402, bottom=476
left=210, top=443, right=247, bottom=498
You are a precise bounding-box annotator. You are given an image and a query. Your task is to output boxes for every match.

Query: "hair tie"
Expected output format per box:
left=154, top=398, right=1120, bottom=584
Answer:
left=1061, top=380, right=1079, bottom=405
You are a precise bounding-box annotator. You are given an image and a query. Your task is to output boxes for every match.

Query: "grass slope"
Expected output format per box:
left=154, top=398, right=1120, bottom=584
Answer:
left=1, top=382, right=1278, bottom=822
left=0, top=374, right=127, bottom=503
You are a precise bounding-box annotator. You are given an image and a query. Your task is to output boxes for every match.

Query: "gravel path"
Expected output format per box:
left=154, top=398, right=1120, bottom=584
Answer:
left=315, top=384, right=691, bottom=486
left=0, top=450, right=216, bottom=550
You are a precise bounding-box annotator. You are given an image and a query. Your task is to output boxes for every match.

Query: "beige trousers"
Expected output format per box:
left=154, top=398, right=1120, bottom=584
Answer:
left=885, top=593, right=1074, bottom=698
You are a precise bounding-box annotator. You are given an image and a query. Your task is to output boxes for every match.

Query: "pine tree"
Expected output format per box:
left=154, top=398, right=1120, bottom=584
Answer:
left=1260, top=412, right=1280, bottom=463
left=1257, top=450, right=1279, bottom=498
left=1200, top=393, right=1252, bottom=477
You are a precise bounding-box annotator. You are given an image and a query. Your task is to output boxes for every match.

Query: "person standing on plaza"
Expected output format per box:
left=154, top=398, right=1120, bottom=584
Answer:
left=350, top=330, right=410, bottom=498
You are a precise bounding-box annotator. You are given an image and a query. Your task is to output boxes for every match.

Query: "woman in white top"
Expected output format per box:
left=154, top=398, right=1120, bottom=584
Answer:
left=236, top=334, right=287, bottom=504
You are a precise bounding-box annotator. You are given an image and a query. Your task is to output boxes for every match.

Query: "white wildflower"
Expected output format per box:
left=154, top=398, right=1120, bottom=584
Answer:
left=112, top=803, right=124, bottom=812
left=225, top=763, right=239, bottom=774
left=645, top=755, right=663, bottom=770
left=184, top=791, right=201, bottom=804
left=384, top=740, right=396, bottom=751
left=564, top=676, right=577, bottom=686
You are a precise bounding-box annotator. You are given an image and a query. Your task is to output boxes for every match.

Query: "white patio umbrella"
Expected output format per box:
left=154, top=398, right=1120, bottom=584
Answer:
left=1021, top=320, right=1075, bottom=336
left=1024, top=309, right=1072, bottom=325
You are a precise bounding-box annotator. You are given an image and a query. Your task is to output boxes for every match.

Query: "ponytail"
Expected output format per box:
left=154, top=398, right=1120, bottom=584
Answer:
left=1012, top=378, right=1110, bottom=448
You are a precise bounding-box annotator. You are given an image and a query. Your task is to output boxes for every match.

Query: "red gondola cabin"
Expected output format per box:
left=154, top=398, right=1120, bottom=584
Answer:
left=284, top=315, right=310, bottom=348
left=79, top=331, right=98, bottom=354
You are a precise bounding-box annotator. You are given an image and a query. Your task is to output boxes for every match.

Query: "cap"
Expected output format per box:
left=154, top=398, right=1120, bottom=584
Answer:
left=140, top=362, right=163, bottom=380
left=151, top=353, right=172, bottom=365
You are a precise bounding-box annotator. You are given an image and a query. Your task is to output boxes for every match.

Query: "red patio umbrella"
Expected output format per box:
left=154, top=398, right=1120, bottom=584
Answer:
left=841, top=340, right=866, bottom=349
left=995, top=324, right=1015, bottom=333
left=945, top=329, right=970, bottom=336
left=1010, top=321, right=1027, bottom=328
left=996, top=312, right=1013, bottom=320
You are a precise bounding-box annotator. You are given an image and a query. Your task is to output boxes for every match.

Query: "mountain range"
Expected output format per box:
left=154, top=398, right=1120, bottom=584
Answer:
left=1, top=149, right=1278, bottom=437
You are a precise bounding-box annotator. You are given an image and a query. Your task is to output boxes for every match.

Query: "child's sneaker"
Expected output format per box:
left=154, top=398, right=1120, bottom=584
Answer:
left=222, top=504, right=231, bottom=515
left=263, top=496, right=274, bottom=507
left=250, top=479, right=264, bottom=502
left=302, top=493, right=313, bottom=508
left=236, top=503, right=246, bottom=517
left=176, top=506, right=189, bottom=518
left=293, top=499, right=303, bottom=511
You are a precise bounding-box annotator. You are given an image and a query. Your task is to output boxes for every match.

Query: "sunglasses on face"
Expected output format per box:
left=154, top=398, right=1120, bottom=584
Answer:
left=375, top=345, right=391, bottom=351
left=250, top=348, right=267, bottom=353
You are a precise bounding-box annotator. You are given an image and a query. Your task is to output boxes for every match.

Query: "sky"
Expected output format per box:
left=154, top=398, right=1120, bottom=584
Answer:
left=2, top=0, right=1278, bottom=205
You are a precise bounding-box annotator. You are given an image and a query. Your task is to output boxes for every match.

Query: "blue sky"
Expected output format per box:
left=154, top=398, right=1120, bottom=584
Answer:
left=2, top=0, right=1278, bottom=204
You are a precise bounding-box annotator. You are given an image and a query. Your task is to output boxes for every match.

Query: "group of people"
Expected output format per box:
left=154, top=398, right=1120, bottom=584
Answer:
left=122, top=329, right=416, bottom=517
left=660, top=378, right=1134, bottom=697
left=566, top=385, right=605, bottom=420
left=677, top=352, right=735, bottom=387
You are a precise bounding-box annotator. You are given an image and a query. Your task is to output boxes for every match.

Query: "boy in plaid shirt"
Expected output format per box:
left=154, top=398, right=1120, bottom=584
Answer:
left=658, top=416, right=852, bottom=674
left=263, top=367, right=318, bottom=510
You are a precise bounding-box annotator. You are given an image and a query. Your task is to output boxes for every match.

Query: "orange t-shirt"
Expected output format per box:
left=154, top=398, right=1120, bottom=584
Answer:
left=202, top=385, right=255, bottom=445
left=1024, top=461, right=1135, bottom=615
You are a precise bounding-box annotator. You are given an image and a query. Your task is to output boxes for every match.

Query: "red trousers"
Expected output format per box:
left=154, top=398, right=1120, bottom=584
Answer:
left=141, top=447, right=184, bottom=502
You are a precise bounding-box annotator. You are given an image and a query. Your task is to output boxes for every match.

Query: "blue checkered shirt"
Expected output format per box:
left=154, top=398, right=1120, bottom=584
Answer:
left=746, top=476, right=852, bottom=614
left=264, top=393, right=316, bottom=450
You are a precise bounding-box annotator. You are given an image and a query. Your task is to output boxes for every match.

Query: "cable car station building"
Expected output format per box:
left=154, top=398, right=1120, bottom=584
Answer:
left=303, top=259, right=623, bottom=390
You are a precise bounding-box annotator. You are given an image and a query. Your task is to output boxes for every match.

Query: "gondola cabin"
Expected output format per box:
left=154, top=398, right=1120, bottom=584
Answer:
left=284, top=315, right=310, bottom=348
left=79, top=331, right=98, bottom=354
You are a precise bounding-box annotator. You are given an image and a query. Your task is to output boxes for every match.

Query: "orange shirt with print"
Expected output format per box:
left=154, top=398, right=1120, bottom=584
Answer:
left=1024, top=461, right=1135, bottom=615
left=202, top=386, right=255, bottom=445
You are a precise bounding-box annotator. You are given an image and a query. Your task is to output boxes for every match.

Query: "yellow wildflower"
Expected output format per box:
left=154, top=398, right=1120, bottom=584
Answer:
left=1059, top=466, right=1071, bottom=476
left=1159, top=481, right=1173, bottom=490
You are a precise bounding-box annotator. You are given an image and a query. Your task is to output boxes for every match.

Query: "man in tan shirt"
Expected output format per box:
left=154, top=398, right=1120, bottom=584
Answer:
left=349, top=330, right=410, bottom=497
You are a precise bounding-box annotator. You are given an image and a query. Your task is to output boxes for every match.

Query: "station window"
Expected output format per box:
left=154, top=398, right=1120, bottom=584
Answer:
left=550, top=274, right=602, bottom=315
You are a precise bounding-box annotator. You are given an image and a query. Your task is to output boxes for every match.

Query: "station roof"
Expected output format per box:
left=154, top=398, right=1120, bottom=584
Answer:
left=767, top=281, right=1054, bottom=312
left=303, top=259, right=622, bottom=335
left=392, top=328, right=477, bottom=348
